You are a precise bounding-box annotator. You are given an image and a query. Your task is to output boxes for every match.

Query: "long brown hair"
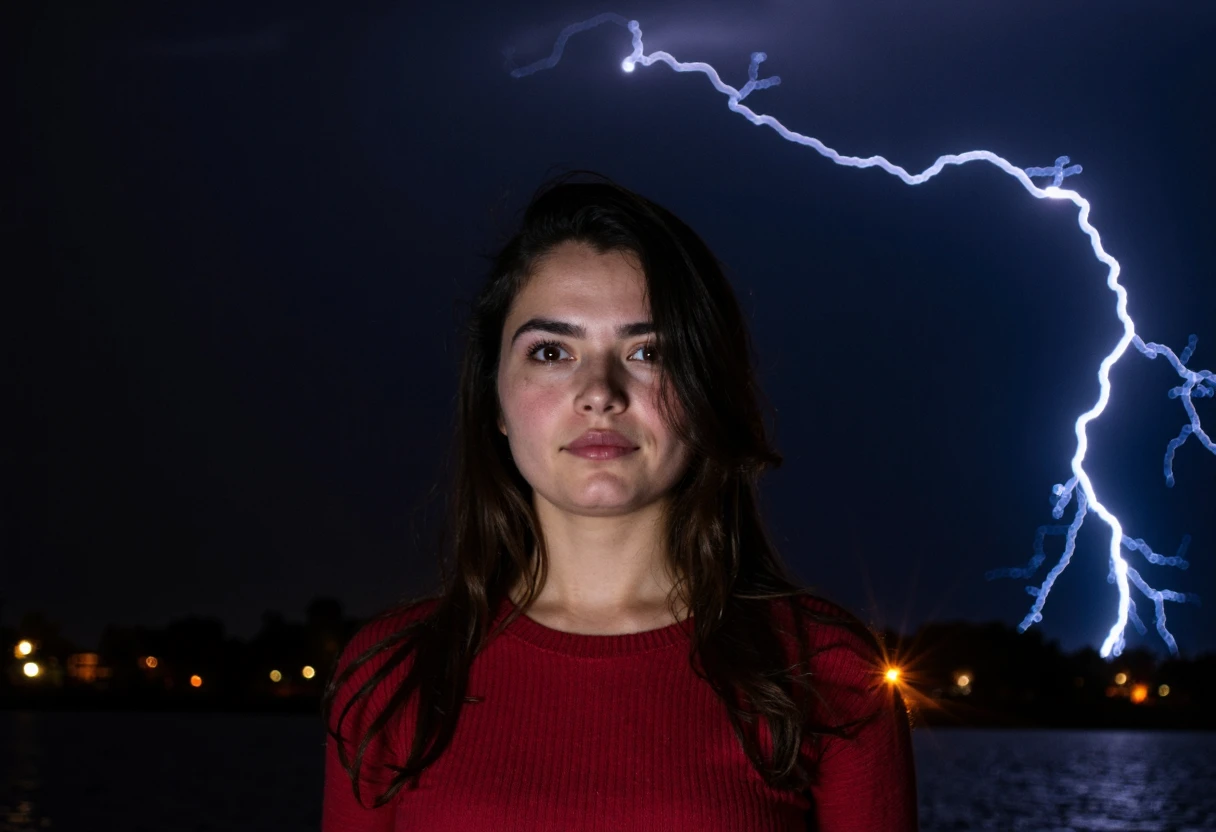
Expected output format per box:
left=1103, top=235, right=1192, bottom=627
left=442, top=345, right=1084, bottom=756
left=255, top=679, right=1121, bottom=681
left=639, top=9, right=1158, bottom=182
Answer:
left=322, top=170, right=888, bottom=807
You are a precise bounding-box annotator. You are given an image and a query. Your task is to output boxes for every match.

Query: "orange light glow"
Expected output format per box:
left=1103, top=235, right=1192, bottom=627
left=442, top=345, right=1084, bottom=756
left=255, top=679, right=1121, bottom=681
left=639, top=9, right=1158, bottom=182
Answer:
left=885, top=668, right=900, bottom=683
left=269, top=669, right=282, bottom=682
left=15, top=640, right=33, bottom=658
left=145, top=656, right=158, bottom=669
left=1158, top=684, right=1170, bottom=697
left=190, top=674, right=203, bottom=688
left=67, top=653, right=102, bottom=682
left=1130, top=684, right=1148, bottom=704
left=1114, top=672, right=1128, bottom=685
left=301, top=665, right=316, bottom=679
left=22, top=662, right=40, bottom=678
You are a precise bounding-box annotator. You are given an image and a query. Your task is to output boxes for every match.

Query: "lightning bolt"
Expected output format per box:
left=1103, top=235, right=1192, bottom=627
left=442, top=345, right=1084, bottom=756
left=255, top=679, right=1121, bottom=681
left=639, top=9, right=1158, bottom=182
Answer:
left=506, top=14, right=1213, bottom=658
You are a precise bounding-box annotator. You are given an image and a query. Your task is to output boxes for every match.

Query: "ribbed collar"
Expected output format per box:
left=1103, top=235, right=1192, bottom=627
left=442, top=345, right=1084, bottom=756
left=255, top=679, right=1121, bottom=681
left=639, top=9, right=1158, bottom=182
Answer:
left=492, top=594, right=694, bottom=658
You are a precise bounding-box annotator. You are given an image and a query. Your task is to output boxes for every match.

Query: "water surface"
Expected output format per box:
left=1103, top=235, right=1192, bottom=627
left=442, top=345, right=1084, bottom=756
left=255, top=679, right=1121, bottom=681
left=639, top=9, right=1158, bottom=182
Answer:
left=1, top=712, right=1212, bottom=830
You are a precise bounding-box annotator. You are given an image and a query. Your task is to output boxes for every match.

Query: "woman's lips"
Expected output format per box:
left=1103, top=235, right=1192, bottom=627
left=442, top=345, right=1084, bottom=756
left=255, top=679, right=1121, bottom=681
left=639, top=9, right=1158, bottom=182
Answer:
left=565, top=446, right=638, bottom=460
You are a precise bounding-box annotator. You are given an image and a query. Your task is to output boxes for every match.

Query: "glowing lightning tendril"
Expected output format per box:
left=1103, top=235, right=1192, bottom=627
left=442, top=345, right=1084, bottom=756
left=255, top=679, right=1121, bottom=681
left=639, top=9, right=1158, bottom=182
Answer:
left=506, top=14, right=1213, bottom=658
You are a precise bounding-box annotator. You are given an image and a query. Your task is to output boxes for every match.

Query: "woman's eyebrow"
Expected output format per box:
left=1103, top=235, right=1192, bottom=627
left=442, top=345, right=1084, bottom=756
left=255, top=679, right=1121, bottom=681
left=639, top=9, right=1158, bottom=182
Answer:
left=510, top=317, right=654, bottom=346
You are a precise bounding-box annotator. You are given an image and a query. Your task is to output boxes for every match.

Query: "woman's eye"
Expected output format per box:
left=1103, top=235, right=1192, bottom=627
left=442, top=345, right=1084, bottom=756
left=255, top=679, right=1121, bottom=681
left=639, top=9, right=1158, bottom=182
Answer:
left=629, top=344, right=660, bottom=362
left=527, top=341, right=570, bottom=363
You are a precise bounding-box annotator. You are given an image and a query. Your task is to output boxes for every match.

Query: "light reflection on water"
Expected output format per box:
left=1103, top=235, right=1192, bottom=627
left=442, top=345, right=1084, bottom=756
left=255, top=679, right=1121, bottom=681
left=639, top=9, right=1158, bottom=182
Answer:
left=913, top=727, right=1216, bottom=831
left=0, top=712, right=1212, bottom=830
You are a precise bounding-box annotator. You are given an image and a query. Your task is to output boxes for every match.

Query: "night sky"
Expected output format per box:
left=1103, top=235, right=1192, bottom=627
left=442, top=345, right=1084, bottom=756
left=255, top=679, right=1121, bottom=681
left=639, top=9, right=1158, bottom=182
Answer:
left=8, top=1, right=1215, bottom=657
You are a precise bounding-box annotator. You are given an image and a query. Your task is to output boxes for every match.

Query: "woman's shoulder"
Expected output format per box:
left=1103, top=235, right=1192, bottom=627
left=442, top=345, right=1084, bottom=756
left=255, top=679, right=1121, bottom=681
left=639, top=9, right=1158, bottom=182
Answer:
left=766, top=591, right=893, bottom=722
left=328, top=595, right=443, bottom=711
left=769, top=590, right=880, bottom=649
left=335, top=595, right=443, bottom=676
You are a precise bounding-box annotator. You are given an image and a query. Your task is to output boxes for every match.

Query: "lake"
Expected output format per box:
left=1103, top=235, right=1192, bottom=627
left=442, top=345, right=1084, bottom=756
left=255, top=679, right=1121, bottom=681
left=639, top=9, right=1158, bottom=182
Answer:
left=1, top=712, right=1212, bottom=830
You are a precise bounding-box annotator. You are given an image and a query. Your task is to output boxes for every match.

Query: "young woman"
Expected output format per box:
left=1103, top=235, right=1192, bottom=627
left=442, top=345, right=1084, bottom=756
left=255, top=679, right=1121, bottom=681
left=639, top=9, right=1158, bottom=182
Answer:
left=321, top=172, right=919, bottom=831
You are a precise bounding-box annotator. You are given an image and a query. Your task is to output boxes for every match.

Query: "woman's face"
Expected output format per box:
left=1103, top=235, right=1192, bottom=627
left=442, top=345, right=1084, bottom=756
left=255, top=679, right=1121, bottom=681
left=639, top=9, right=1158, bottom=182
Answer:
left=496, top=240, right=691, bottom=517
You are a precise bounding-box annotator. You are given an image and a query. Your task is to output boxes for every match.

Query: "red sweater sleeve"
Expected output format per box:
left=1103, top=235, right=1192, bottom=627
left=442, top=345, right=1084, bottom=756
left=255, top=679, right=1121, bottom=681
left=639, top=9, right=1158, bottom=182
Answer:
left=321, top=616, right=409, bottom=832
left=804, top=628, right=919, bottom=832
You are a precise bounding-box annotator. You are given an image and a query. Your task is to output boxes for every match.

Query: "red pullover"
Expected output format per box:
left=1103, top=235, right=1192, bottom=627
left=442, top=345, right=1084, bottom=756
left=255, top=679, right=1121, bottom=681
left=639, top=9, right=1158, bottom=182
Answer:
left=323, top=593, right=918, bottom=831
